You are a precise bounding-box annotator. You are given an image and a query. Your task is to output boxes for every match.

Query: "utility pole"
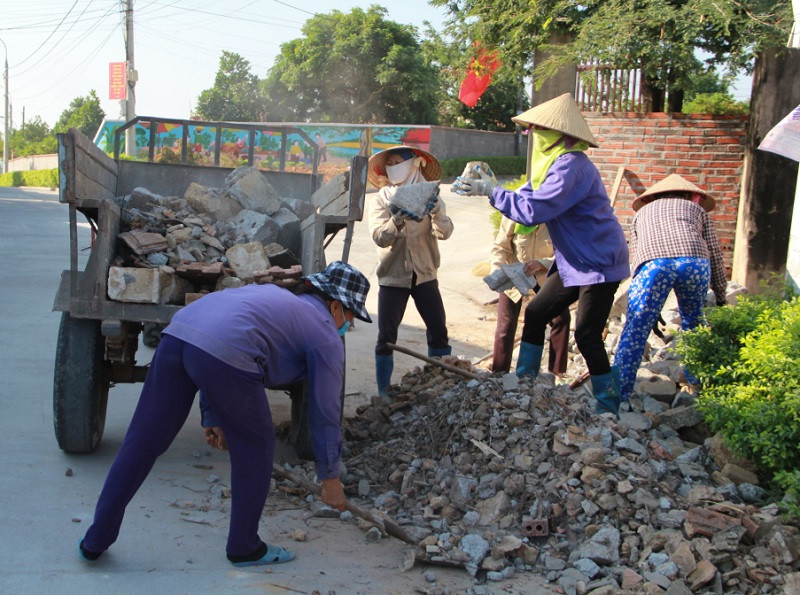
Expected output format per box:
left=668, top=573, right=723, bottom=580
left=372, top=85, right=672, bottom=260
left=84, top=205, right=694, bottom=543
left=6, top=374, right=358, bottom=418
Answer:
left=1, top=37, right=9, bottom=174
left=124, top=0, right=137, bottom=156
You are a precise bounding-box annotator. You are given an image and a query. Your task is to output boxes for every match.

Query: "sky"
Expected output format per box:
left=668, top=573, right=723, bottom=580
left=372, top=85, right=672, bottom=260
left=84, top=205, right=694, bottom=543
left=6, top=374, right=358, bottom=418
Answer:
left=0, top=0, right=451, bottom=128
left=0, top=0, right=754, bottom=131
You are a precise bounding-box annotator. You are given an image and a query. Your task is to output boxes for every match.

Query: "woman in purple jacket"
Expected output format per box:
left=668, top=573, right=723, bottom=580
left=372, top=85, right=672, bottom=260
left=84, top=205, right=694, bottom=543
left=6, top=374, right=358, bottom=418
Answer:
left=454, top=93, right=629, bottom=414
left=78, top=261, right=371, bottom=567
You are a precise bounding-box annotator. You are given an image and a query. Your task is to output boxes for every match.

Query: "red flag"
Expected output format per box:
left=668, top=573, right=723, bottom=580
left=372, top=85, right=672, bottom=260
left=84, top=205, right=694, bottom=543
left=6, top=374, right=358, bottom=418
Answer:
left=458, top=45, right=501, bottom=107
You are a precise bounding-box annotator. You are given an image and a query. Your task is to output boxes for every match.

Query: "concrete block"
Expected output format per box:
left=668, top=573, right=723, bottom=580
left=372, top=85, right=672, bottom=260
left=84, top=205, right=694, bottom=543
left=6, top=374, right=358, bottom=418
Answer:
left=225, top=166, right=281, bottom=215
left=282, top=196, right=316, bottom=221
left=225, top=242, right=270, bottom=282
left=127, top=187, right=164, bottom=211
left=227, top=209, right=279, bottom=245
left=390, top=181, right=440, bottom=219
left=107, top=266, right=192, bottom=304
left=272, top=207, right=301, bottom=254
left=311, top=171, right=348, bottom=215
left=184, top=182, right=242, bottom=221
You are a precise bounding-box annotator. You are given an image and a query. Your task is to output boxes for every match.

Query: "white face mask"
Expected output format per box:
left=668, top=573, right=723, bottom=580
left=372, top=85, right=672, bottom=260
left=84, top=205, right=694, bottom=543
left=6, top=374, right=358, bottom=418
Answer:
left=385, top=159, right=416, bottom=185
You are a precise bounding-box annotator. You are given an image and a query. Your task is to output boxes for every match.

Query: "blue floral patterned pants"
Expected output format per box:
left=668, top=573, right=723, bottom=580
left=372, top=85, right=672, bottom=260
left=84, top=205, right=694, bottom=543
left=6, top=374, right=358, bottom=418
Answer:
left=615, top=257, right=710, bottom=401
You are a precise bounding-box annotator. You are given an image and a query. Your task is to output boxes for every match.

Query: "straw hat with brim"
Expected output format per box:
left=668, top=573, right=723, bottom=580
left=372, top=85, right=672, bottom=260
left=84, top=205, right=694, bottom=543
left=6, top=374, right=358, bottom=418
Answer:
left=368, top=145, right=441, bottom=189
left=511, top=93, right=599, bottom=148
left=633, top=174, right=716, bottom=212
left=303, top=261, right=372, bottom=323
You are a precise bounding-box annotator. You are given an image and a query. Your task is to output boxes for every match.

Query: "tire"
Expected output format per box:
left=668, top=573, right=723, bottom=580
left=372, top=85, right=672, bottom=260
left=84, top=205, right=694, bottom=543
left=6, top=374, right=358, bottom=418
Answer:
left=53, top=312, right=111, bottom=453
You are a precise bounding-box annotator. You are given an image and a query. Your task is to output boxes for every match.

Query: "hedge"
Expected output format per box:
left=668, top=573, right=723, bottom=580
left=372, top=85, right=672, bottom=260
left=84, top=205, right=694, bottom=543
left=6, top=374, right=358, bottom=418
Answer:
left=0, top=168, right=59, bottom=188
left=439, top=156, right=527, bottom=179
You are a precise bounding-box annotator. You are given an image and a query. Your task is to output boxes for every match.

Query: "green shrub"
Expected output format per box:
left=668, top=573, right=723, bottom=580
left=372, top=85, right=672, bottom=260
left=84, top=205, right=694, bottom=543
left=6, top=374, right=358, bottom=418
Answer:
left=675, top=289, right=800, bottom=511
left=439, top=155, right=526, bottom=179
left=0, top=168, right=58, bottom=188
left=681, top=92, right=749, bottom=116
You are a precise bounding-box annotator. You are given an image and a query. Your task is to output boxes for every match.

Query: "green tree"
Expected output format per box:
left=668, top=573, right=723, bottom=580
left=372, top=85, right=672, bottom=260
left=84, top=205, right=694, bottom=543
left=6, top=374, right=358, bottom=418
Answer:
left=421, top=25, right=527, bottom=132
left=431, top=0, right=792, bottom=112
left=54, top=90, right=106, bottom=138
left=261, top=6, right=439, bottom=124
left=8, top=116, right=57, bottom=157
left=196, top=51, right=263, bottom=121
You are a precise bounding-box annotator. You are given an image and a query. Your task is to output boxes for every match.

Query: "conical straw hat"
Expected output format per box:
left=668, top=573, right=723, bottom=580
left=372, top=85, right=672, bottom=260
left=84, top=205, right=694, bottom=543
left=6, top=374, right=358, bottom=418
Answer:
left=368, top=145, right=441, bottom=189
left=511, top=93, right=599, bottom=148
left=633, top=173, right=716, bottom=212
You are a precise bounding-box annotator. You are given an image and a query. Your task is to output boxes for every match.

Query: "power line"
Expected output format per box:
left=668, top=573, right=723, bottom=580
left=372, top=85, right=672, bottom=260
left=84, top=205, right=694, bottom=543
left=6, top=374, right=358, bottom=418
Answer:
left=15, top=22, right=119, bottom=106
left=272, top=0, right=316, bottom=17
left=11, top=0, right=97, bottom=74
left=12, top=0, right=80, bottom=68
left=136, top=0, right=304, bottom=27
left=10, top=3, right=120, bottom=80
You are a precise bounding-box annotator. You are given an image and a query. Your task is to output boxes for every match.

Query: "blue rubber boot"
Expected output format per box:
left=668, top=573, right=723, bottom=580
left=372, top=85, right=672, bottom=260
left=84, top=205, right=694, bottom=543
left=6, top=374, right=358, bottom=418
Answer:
left=515, top=342, right=543, bottom=379
left=376, top=354, right=394, bottom=398
left=428, top=346, right=452, bottom=357
left=591, top=366, right=621, bottom=416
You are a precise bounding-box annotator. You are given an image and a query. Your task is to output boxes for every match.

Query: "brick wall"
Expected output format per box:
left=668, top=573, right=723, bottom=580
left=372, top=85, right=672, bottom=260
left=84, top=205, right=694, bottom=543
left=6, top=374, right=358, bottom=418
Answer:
left=585, top=112, right=747, bottom=278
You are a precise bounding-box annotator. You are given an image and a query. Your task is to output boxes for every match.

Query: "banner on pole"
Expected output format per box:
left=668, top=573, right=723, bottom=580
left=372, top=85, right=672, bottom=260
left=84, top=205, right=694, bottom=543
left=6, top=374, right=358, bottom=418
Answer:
left=109, top=63, right=126, bottom=100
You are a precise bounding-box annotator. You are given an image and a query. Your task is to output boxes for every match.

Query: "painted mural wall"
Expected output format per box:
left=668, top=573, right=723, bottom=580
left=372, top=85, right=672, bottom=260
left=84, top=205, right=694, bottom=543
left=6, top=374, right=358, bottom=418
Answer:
left=93, top=119, right=431, bottom=177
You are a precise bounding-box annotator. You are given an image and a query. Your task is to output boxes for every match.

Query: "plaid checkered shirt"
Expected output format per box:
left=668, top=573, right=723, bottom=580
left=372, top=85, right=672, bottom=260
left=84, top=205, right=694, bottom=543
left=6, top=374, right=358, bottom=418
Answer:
left=629, top=196, right=727, bottom=302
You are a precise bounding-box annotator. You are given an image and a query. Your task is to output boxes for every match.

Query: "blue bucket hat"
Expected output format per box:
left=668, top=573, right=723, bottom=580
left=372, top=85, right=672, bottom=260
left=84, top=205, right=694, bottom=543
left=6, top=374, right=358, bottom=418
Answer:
left=303, top=261, right=372, bottom=323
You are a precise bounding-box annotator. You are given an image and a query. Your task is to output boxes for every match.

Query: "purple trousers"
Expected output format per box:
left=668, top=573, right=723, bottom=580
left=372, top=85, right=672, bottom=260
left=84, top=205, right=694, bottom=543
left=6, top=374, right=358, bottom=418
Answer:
left=83, top=335, right=274, bottom=557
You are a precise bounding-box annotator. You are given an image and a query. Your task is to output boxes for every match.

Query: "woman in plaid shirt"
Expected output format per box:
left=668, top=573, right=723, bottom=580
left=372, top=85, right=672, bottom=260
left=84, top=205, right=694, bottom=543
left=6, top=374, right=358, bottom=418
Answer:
left=615, top=174, right=727, bottom=403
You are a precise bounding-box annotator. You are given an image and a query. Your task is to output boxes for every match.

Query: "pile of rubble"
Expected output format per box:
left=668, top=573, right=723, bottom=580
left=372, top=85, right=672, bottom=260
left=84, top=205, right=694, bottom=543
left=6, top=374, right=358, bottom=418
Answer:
left=106, top=165, right=325, bottom=304
left=276, top=286, right=800, bottom=593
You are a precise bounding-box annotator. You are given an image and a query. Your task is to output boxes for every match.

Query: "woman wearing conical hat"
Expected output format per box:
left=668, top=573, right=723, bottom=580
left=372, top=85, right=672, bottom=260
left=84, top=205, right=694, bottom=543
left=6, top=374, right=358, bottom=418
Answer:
left=453, top=93, right=630, bottom=415
left=368, top=145, right=454, bottom=398
left=614, top=174, right=727, bottom=403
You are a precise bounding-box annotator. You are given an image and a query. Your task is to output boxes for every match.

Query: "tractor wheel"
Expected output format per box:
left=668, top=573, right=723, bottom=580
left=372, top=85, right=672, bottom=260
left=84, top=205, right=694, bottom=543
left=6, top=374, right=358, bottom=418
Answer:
left=53, top=313, right=111, bottom=453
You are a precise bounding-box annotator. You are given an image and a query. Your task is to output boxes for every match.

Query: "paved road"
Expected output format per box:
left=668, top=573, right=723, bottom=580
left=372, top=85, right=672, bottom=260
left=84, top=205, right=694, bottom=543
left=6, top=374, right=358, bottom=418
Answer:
left=0, top=185, right=546, bottom=594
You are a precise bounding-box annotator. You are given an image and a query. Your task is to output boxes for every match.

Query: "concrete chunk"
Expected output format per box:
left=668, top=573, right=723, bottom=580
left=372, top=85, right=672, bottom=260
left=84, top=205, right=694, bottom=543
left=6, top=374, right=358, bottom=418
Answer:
left=108, top=266, right=192, bottom=304
left=225, top=166, right=281, bottom=215
left=227, top=209, right=279, bottom=245
left=311, top=171, right=349, bottom=215
left=225, top=242, right=270, bottom=282
left=184, top=182, right=242, bottom=220
left=272, top=207, right=301, bottom=255
left=390, top=181, right=440, bottom=219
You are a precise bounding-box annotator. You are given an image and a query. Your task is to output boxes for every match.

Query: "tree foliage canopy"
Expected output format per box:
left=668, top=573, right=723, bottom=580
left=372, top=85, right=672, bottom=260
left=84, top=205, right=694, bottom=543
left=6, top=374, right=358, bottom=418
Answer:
left=196, top=51, right=263, bottom=121
left=261, top=6, right=439, bottom=124
left=54, top=90, right=105, bottom=138
left=431, top=0, right=792, bottom=108
left=9, top=116, right=57, bottom=157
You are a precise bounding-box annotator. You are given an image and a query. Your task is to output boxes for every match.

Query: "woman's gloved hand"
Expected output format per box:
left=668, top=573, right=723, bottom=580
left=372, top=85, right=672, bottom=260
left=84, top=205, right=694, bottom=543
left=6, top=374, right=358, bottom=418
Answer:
left=389, top=203, right=422, bottom=224
left=426, top=194, right=441, bottom=216
left=452, top=163, right=498, bottom=197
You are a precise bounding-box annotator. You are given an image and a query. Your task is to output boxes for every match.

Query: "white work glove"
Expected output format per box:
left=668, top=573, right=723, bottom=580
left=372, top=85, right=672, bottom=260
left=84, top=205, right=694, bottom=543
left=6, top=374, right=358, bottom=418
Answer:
left=451, top=162, right=498, bottom=197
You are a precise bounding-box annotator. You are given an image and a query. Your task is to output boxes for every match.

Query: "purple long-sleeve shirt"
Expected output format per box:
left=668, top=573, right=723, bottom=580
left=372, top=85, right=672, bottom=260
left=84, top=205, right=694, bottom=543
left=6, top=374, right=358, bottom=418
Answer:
left=490, top=152, right=630, bottom=287
left=163, top=284, right=344, bottom=478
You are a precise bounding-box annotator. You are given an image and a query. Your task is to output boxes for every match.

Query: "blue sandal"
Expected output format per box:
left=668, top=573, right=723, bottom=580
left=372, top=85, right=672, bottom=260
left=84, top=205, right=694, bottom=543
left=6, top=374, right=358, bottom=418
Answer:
left=230, top=544, right=295, bottom=567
